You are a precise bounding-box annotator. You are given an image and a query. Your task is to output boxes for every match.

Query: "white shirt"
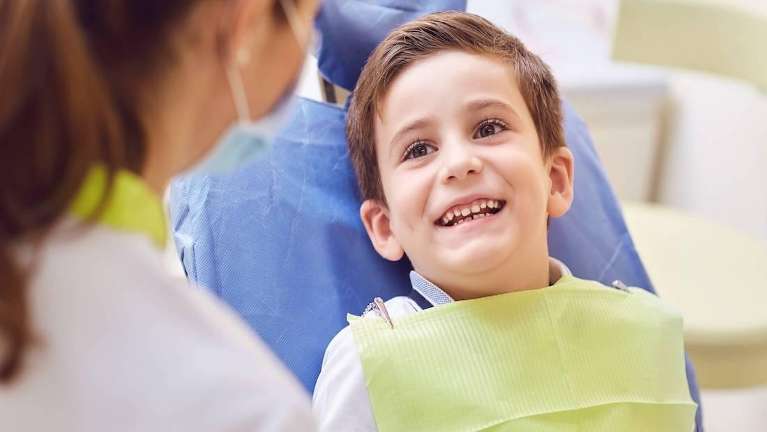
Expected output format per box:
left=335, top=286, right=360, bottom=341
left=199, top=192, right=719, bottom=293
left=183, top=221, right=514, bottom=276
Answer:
left=312, top=258, right=571, bottom=432
left=0, top=167, right=316, bottom=432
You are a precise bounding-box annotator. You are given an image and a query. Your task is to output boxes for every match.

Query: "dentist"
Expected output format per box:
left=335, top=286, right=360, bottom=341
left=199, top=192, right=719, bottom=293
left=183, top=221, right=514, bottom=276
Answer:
left=0, top=0, right=318, bottom=430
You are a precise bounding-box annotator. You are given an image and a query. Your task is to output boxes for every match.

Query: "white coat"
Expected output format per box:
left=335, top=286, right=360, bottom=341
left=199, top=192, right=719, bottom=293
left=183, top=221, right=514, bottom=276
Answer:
left=0, top=170, right=315, bottom=432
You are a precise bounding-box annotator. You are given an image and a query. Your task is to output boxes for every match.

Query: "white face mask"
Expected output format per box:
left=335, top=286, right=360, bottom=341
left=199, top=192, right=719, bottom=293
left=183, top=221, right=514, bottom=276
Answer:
left=190, top=0, right=308, bottom=176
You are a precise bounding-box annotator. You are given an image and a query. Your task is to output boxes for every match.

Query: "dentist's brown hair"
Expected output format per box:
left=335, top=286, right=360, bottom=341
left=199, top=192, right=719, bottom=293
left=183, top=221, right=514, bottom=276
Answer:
left=0, top=0, right=200, bottom=383
left=347, top=11, right=565, bottom=202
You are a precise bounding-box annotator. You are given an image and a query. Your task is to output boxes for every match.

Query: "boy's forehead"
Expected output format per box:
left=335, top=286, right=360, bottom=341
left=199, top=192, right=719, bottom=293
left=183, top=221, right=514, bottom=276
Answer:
left=375, top=51, right=533, bottom=143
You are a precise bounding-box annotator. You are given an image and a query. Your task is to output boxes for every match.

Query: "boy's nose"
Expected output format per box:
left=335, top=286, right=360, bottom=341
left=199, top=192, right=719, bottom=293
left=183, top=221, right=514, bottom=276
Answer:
left=440, top=142, right=483, bottom=183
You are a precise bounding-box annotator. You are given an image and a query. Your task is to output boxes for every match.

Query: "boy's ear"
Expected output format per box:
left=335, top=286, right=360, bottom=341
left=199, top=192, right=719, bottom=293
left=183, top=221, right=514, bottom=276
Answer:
left=546, top=147, right=575, bottom=218
left=360, top=199, right=405, bottom=261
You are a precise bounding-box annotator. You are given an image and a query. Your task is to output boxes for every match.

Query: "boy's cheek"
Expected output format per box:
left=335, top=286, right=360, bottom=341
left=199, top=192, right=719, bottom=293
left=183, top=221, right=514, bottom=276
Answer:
left=387, top=183, right=430, bottom=228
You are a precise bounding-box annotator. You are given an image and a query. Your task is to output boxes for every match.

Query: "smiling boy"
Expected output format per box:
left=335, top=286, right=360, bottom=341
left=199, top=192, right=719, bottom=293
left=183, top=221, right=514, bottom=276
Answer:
left=313, top=12, right=696, bottom=432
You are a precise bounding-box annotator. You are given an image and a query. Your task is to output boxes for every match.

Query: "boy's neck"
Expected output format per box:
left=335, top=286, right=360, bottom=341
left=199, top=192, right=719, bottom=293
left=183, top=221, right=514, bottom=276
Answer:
left=424, top=253, right=553, bottom=301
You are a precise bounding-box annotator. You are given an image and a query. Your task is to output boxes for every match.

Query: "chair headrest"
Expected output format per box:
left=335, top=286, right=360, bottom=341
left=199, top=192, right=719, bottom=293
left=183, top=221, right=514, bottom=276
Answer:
left=315, top=0, right=467, bottom=90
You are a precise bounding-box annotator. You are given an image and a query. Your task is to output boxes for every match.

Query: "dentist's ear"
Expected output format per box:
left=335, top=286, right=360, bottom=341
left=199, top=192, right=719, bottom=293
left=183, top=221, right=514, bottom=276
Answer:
left=360, top=200, right=405, bottom=261
left=546, top=147, right=575, bottom=218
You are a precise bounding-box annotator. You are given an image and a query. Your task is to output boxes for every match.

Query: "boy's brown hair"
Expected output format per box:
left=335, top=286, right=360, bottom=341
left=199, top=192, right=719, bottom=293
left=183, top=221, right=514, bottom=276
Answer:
left=347, top=11, right=565, bottom=202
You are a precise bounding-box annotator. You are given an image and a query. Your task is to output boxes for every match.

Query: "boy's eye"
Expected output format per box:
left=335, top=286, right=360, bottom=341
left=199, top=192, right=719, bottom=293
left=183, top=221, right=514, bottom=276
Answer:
left=403, top=141, right=436, bottom=160
left=474, top=119, right=507, bottom=139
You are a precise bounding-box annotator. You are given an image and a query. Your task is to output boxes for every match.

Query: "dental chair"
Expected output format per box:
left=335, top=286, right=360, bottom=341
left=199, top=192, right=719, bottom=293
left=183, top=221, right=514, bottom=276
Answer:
left=169, top=1, right=702, bottom=429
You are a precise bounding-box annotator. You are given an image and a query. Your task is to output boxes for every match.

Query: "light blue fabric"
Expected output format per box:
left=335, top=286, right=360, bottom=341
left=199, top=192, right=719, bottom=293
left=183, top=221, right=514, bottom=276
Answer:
left=169, top=0, right=701, bottom=429
left=408, top=271, right=454, bottom=306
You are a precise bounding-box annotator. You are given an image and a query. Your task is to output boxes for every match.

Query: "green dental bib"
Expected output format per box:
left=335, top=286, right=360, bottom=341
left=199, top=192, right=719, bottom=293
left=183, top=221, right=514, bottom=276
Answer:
left=349, top=276, right=696, bottom=431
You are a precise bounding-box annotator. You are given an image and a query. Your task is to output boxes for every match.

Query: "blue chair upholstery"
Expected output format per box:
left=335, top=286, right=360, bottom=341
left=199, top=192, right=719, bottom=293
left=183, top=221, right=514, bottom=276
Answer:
left=170, top=0, right=701, bottom=428
left=315, top=0, right=468, bottom=90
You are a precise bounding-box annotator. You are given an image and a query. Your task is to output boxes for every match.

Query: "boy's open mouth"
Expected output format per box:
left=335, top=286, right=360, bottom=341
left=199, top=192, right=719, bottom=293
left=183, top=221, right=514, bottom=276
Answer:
left=435, top=199, right=506, bottom=227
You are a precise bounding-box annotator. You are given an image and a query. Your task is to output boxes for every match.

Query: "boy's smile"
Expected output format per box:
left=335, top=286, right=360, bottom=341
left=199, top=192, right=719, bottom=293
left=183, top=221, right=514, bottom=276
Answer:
left=435, top=197, right=505, bottom=227
left=360, top=50, right=573, bottom=299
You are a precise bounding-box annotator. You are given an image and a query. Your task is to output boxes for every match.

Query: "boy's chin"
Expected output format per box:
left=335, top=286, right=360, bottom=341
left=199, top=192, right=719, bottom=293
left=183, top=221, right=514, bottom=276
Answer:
left=435, top=245, right=513, bottom=275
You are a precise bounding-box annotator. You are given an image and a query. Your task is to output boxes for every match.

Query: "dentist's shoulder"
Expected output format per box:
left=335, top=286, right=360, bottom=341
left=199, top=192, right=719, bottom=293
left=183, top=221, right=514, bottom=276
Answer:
left=0, top=0, right=319, bottom=430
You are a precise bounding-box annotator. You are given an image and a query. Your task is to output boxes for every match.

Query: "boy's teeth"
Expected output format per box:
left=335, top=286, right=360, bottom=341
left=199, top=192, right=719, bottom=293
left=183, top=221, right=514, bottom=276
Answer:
left=439, top=199, right=505, bottom=226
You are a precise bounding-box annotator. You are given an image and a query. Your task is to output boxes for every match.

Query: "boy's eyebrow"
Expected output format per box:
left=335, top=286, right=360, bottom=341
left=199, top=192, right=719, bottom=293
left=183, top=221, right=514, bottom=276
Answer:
left=389, top=118, right=432, bottom=156
left=465, top=98, right=522, bottom=122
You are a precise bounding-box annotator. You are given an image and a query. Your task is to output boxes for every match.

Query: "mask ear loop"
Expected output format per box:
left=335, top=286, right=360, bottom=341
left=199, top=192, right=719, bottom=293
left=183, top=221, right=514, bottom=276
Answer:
left=226, top=60, right=252, bottom=125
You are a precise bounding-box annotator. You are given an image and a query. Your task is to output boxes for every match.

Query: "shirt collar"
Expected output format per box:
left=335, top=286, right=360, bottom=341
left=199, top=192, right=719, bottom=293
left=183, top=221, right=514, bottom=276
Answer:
left=409, top=257, right=573, bottom=307
left=69, top=166, right=168, bottom=248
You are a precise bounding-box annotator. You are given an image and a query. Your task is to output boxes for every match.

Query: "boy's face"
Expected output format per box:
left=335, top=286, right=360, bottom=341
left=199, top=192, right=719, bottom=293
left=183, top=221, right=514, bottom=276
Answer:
left=360, top=51, right=573, bottom=298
